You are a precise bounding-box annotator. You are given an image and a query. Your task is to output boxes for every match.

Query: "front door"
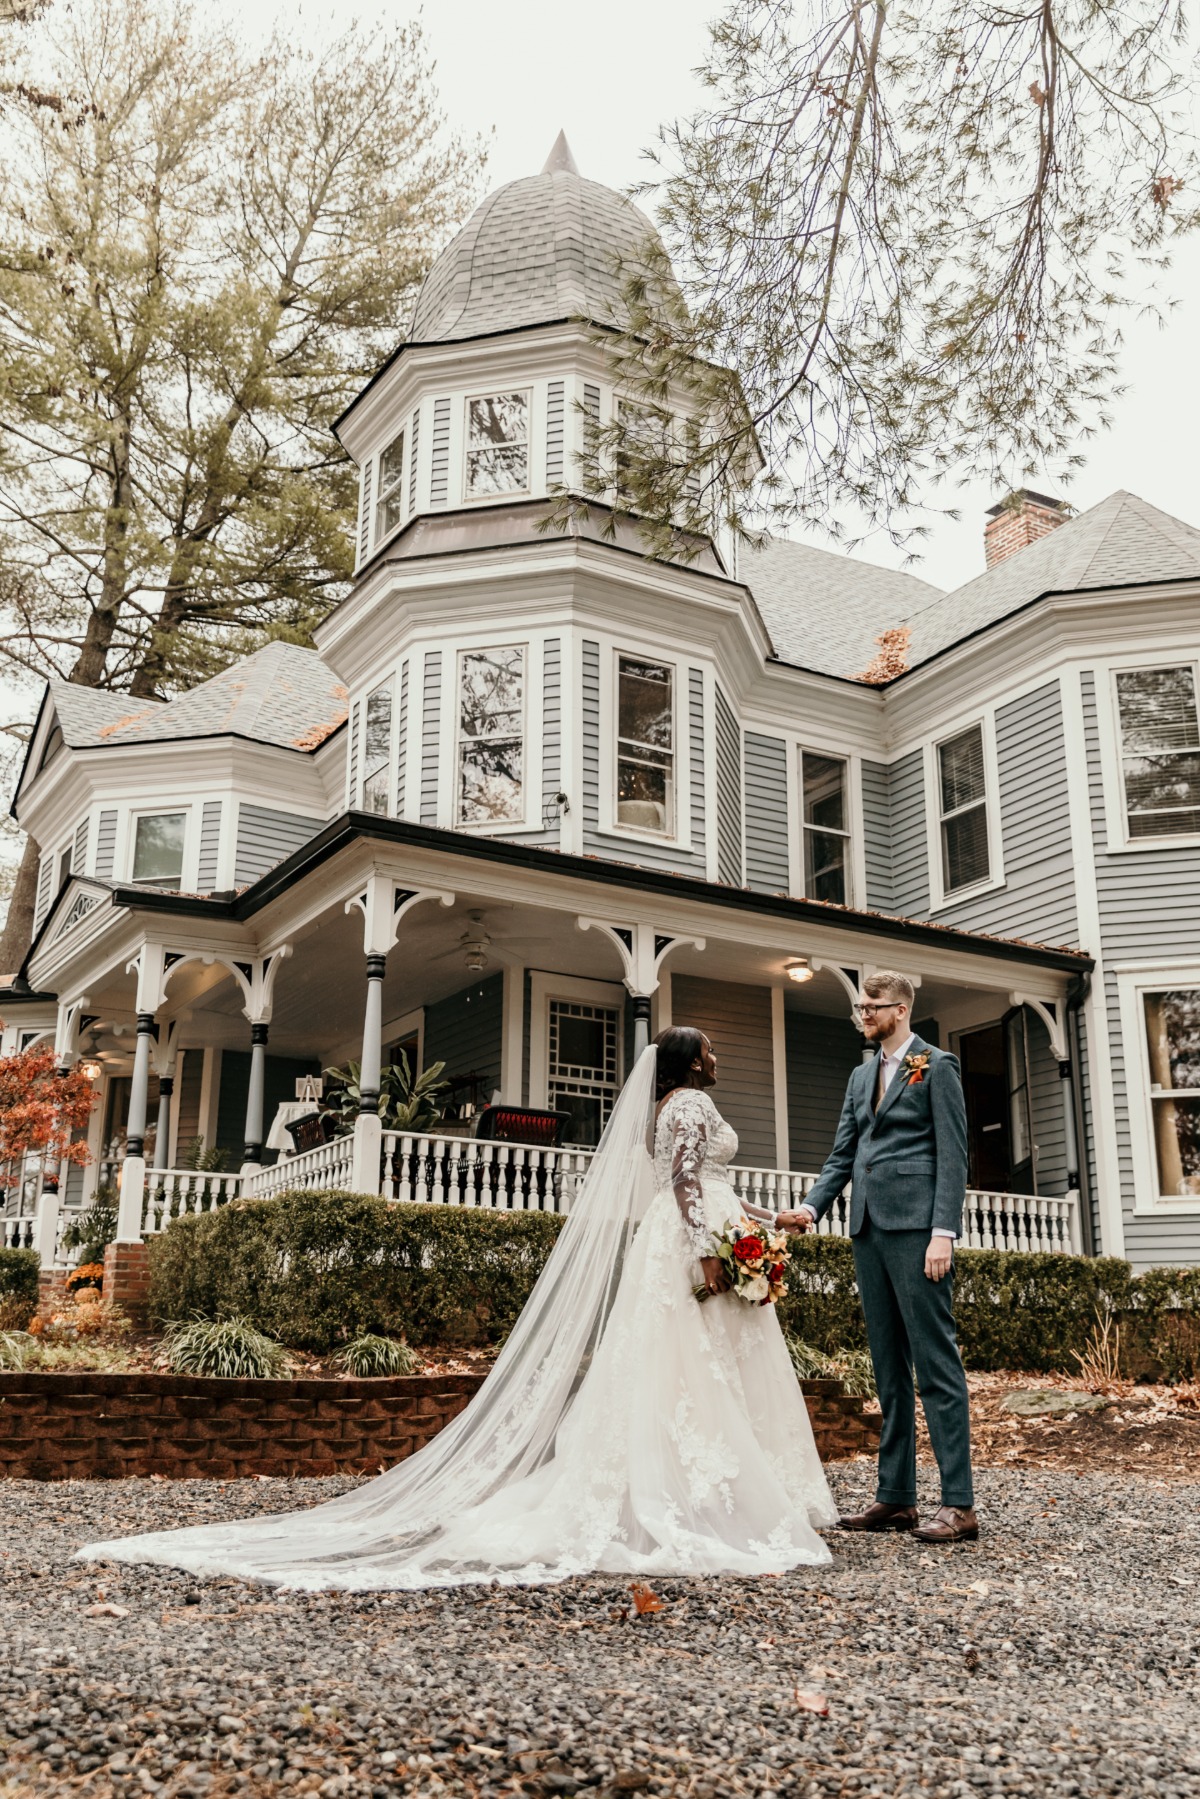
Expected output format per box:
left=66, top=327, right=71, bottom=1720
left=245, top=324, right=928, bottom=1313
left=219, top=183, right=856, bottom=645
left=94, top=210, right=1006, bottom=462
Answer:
left=957, top=1012, right=1035, bottom=1193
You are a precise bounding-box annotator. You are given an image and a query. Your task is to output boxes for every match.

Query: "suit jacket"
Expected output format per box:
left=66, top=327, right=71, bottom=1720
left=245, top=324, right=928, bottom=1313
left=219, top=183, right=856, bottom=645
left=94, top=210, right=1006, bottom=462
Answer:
left=803, top=1036, right=968, bottom=1235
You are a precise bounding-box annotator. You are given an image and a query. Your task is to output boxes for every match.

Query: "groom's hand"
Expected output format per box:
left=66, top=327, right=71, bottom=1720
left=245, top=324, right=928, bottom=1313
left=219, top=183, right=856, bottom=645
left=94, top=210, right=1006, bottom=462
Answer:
left=777, top=1209, right=814, bottom=1234
left=924, top=1235, right=953, bottom=1282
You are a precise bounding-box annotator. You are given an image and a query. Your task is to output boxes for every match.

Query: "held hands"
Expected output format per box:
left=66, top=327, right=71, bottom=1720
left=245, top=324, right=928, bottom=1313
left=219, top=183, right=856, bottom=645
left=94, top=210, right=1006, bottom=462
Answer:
left=776, top=1209, right=815, bottom=1234
left=924, top=1235, right=953, bottom=1282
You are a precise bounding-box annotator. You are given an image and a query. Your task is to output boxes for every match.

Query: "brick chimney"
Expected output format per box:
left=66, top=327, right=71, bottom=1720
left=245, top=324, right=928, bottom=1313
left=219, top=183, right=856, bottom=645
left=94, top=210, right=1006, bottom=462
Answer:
left=984, top=489, right=1071, bottom=568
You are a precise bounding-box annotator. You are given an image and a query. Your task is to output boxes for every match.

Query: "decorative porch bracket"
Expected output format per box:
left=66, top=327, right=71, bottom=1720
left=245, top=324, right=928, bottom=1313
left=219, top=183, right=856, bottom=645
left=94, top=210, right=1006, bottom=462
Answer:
left=1010, top=992, right=1081, bottom=1244
left=576, top=919, right=706, bottom=1058
left=345, top=880, right=455, bottom=1192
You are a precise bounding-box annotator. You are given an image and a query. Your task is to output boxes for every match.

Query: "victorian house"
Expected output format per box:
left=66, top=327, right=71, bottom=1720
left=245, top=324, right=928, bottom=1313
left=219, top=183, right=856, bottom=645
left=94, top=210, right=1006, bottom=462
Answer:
left=5, top=136, right=1199, bottom=1270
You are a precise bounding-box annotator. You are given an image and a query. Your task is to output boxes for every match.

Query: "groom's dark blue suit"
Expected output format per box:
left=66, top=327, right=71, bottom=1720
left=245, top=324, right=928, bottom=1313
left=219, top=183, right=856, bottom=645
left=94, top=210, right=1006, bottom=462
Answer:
left=803, top=1037, right=974, bottom=1509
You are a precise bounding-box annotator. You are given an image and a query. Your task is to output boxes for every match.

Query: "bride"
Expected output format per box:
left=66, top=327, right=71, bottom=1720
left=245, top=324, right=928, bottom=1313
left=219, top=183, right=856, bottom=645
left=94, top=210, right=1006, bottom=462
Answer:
left=79, top=1027, right=836, bottom=1589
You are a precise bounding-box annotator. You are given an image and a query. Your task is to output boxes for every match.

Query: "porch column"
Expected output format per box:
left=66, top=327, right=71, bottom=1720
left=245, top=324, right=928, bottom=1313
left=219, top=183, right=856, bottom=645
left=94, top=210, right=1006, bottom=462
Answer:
left=352, top=953, right=386, bottom=1191
left=116, top=1012, right=155, bottom=1242
left=242, top=1022, right=269, bottom=1172
left=631, top=995, right=652, bottom=1060
left=152, top=1076, right=174, bottom=1172
left=32, top=1145, right=61, bottom=1268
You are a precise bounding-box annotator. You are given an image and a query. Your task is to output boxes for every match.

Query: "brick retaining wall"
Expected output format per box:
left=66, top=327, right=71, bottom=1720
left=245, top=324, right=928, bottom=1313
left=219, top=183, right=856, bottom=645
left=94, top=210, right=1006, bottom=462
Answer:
left=0, top=1371, right=879, bottom=1481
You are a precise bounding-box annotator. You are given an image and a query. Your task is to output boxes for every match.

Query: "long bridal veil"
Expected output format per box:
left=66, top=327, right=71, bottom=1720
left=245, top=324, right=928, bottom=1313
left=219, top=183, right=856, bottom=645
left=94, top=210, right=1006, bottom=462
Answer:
left=77, top=1046, right=661, bottom=1590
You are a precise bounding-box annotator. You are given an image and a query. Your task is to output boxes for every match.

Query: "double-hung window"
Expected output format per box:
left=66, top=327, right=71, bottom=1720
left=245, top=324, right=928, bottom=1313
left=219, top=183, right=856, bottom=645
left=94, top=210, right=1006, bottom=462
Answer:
left=937, top=724, right=990, bottom=894
left=457, top=646, right=525, bottom=825
left=1115, top=665, right=1200, bottom=839
left=361, top=683, right=392, bottom=815
left=131, top=813, right=186, bottom=890
left=465, top=393, right=529, bottom=498
left=800, top=750, right=850, bottom=903
left=1142, top=986, right=1200, bottom=1198
left=374, top=430, right=406, bottom=544
left=616, top=657, right=674, bottom=835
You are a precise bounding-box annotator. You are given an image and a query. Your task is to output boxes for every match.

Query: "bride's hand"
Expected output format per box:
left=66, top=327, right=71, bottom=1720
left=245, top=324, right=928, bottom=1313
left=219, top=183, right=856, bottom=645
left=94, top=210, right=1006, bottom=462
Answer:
left=699, top=1256, right=731, bottom=1296
left=776, top=1209, right=814, bottom=1234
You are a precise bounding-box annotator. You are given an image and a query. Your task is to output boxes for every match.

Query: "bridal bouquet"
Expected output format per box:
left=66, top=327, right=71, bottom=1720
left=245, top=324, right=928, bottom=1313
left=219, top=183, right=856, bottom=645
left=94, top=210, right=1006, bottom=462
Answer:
left=694, top=1221, right=790, bottom=1306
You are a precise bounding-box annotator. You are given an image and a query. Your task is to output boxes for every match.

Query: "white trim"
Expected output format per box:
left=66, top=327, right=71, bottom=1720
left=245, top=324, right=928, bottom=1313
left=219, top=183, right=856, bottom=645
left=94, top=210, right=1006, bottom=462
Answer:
left=528, top=971, right=626, bottom=1110
left=654, top=970, right=672, bottom=1035
left=197, top=1047, right=220, bottom=1153
left=500, top=963, right=524, bottom=1102
left=598, top=645, right=692, bottom=849
left=124, top=803, right=196, bottom=894
left=1115, top=963, right=1200, bottom=1216
left=1098, top=653, right=1200, bottom=853
left=924, top=711, right=1006, bottom=913
left=770, top=986, right=790, bottom=1170
left=381, top=1005, right=424, bottom=1068
left=794, top=743, right=858, bottom=908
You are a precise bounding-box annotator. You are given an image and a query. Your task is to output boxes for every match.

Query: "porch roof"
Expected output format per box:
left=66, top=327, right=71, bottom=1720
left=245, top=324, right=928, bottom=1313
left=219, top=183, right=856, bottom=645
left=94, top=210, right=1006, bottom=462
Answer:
left=99, top=811, right=1091, bottom=978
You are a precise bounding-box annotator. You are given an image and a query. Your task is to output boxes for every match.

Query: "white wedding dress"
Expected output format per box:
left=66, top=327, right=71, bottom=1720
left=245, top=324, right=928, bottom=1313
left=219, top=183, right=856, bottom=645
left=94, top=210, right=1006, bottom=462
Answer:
left=78, top=1054, right=835, bottom=1589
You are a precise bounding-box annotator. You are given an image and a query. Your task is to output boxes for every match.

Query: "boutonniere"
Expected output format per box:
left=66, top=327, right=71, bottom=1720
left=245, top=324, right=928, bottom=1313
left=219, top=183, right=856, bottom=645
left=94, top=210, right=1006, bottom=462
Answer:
left=902, top=1051, right=931, bottom=1087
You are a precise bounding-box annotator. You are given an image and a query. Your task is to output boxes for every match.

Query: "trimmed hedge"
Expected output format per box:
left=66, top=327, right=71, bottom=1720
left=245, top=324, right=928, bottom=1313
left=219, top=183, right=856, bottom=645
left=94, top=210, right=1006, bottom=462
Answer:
left=148, top=1191, right=1200, bottom=1377
left=0, top=1247, right=39, bottom=1307
left=148, top=1190, right=563, bottom=1353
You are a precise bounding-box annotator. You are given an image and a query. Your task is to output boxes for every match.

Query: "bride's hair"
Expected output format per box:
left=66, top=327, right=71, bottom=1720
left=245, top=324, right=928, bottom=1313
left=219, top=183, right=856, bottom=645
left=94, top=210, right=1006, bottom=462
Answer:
left=653, top=1026, right=706, bottom=1100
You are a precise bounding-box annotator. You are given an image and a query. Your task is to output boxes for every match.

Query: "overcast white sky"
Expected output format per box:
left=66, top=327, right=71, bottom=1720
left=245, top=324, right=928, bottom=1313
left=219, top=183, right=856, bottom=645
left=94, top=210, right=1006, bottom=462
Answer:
left=228, top=0, right=1200, bottom=595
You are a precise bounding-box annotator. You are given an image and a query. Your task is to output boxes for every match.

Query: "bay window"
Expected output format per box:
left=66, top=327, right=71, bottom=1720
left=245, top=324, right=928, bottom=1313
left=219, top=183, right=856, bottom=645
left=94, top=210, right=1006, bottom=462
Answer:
left=457, top=646, right=525, bottom=825
left=361, top=683, right=392, bottom=815
left=374, top=430, right=406, bottom=544
left=465, top=393, right=529, bottom=498
left=937, top=724, right=990, bottom=893
left=1143, top=988, right=1200, bottom=1199
left=1115, top=665, right=1200, bottom=839
left=800, top=749, right=850, bottom=903
left=131, top=812, right=186, bottom=890
left=616, top=656, right=674, bottom=834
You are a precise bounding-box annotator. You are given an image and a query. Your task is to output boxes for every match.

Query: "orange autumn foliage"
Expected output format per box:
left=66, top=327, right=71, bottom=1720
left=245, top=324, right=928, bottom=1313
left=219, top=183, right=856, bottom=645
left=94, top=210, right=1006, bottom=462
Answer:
left=0, top=1032, right=96, bottom=1169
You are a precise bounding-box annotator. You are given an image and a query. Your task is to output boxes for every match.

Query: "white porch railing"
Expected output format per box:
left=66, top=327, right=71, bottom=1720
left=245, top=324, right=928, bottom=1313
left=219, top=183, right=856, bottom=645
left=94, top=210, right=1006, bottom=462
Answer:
left=242, top=1135, right=355, bottom=1200
left=140, top=1170, right=245, bottom=1237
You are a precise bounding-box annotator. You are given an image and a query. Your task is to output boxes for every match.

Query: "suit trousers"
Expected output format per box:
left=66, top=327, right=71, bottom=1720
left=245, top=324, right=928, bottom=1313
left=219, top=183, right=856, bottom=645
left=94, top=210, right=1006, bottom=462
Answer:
left=851, top=1214, right=974, bottom=1508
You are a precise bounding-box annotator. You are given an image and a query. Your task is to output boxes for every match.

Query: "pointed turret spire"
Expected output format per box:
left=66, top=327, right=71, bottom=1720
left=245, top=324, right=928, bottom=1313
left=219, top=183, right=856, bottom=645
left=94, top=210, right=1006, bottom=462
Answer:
left=541, top=130, right=580, bottom=176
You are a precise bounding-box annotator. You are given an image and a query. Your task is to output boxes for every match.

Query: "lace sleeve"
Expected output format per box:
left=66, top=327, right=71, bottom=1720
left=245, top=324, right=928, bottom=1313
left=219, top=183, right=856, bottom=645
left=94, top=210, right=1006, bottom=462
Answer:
left=668, top=1089, right=716, bottom=1257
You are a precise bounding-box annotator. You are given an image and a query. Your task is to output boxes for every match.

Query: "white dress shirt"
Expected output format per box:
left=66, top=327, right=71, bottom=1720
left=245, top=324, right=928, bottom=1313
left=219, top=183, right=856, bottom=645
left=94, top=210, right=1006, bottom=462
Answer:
left=798, top=1033, right=956, bottom=1240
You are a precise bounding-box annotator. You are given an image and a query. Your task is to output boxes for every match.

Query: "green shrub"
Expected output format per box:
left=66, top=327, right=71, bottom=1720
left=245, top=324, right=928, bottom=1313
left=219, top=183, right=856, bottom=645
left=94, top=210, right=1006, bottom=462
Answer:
left=0, top=1247, right=39, bottom=1314
left=164, top=1315, right=289, bottom=1379
left=337, top=1334, right=420, bottom=1377
left=148, top=1189, right=563, bottom=1353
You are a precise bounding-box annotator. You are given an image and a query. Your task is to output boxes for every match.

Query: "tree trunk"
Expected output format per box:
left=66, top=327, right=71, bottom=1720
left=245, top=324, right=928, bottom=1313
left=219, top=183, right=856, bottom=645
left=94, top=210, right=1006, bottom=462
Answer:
left=0, top=834, right=40, bottom=980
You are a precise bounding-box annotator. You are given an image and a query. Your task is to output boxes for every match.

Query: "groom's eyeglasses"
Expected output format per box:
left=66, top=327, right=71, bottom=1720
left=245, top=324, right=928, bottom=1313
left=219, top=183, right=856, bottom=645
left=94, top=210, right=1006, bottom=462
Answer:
left=855, top=1003, right=900, bottom=1020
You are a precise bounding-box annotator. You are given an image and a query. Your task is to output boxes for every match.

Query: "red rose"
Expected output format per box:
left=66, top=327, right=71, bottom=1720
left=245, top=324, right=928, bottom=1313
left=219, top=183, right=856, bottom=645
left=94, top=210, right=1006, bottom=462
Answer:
left=769, top=1262, right=785, bottom=1282
left=733, top=1236, right=763, bottom=1263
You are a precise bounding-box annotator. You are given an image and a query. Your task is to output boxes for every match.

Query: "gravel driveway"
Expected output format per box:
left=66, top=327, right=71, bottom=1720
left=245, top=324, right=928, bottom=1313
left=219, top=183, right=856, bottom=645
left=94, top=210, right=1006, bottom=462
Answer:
left=1, top=1466, right=1198, bottom=1798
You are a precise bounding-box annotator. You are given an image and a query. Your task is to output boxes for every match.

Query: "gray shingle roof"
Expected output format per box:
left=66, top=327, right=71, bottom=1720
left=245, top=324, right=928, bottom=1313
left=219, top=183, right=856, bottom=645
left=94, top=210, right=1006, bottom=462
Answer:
left=744, top=537, right=943, bottom=678
left=51, top=642, right=348, bottom=752
left=748, top=489, right=1200, bottom=678
left=409, top=134, right=674, bottom=343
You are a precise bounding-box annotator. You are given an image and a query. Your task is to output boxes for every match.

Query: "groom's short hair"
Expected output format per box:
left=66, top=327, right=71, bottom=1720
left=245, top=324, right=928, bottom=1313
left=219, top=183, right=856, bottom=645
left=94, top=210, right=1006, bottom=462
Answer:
left=862, top=971, right=914, bottom=1008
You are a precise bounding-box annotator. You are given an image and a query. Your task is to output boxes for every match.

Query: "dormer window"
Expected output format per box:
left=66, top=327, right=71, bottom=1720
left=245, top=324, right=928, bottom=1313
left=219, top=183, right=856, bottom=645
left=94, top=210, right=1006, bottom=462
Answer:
left=131, top=812, right=186, bottom=890
left=465, top=393, right=529, bottom=498
left=375, top=430, right=406, bottom=543
left=457, top=646, right=525, bottom=825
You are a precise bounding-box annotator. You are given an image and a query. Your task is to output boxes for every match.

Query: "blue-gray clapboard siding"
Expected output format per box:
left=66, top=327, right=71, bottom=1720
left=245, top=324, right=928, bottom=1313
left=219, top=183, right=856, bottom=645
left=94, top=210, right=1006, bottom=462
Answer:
left=582, top=384, right=599, bottom=481
left=511, top=637, right=562, bottom=847
left=358, top=458, right=373, bottom=565
left=1027, top=1010, right=1068, bottom=1198
left=72, top=816, right=88, bottom=879
left=671, top=974, right=776, bottom=1166
left=714, top=685, right=743, bottom=887
left=175, top=1049, right=204, bottom=1152
left=546, top=381, right=565, bottom=485
left=196, top=801, right=222, bottom=891
left=233, top=805, right=321, bottom=887
left=94, top=809, right=117, bottom=881
left=430, top=396, right=451, bottom=506
left=579, top=642, right=707, bottom=873
left=408, top=406, right=420, bottom=514
left=861, top=761, right=892, bottom=911
left=1080, top=668, right=1200, bottom=1266
left=887, top=750, right=930, bottom=916
left=424, top=975, right=504, bottom=1105
left=421, top=652, right=441, bottom=825
left=348, top=701, right=360, bottom=806
left=395, top=660, right=409, bottom=818
left=933, top=681, right=1078, bottom=944
left=744, top=732, right=790, bottom=894
left=33, top=854, right=53, bottom=931
left=785, top=1010, right=861, bottom=1171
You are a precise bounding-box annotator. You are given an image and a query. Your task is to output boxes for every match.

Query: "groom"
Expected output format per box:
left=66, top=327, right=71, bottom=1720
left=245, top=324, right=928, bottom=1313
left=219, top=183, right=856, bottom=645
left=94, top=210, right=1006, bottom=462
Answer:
left=778, top=971, right=977, bottom=1544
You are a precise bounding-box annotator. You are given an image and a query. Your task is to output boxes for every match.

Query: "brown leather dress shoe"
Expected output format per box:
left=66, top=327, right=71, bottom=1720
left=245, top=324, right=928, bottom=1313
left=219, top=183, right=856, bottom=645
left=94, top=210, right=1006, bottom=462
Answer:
left=837, top=1501, right=919, bottom=1532
left=912, top=1505, right=979, bottom=1543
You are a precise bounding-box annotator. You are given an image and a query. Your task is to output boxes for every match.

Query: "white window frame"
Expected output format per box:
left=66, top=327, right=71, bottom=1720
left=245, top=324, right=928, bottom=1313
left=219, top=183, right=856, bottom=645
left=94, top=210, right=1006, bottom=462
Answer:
left=461, top=388, right=532, bottom=504
left=795, top=744, right=854, bottom=906
left=452, top=641, right=529, bottom=833
left=360, top=678, right=395, bottom=817
left=125, top=805, right=194, bottom=893
left=923, top=712, right=1005, bottom=911
left=599, top=646, right=692, bottom=849
left=1115, top=961, right=1200, bottom=1215
left=373, top=428, right=407, bottom=548
left=1100, top=656, right=1200, bottom=852
left=528, top=971, right=626, bottom=1115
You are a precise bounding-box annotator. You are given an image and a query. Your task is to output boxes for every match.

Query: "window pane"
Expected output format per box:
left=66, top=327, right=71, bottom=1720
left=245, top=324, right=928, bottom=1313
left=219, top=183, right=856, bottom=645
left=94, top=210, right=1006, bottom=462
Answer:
left=941, top=802, right=989, bottom=892
left=617, top=753, right=672, bottom=832
left=1117, top=666, right=1200, bottom=753
left=364, top=686, right=391, bottom=779
left=377, top=431, right=405, bottom=496
left=466, top=443, right=528, bottom=496
left=459, top=738, right=523, bottom=823
left=1123, top=750, right=1200, bottom=836
left=1151, top=1097, right=1200, bottom=1196
left=1143, top=990, right=1200, bottom=1092
left=468, top=394, right=528, bottom=449
left=132, top=813, right=185, bottom=886
left=804, top=829, right=847, bottom=905
left=548, top=999, right=619, bottom=1147
left=460, top=648, right=523, bottom=739
left=939, top=726, right=986, bottom=814
left=802, top=752, right=846, bottom=832
left=618, top=658, right=672, bottom=751
left=376, top=489, right=405, bottom=540
left=362, top=768, right=389, bottom=815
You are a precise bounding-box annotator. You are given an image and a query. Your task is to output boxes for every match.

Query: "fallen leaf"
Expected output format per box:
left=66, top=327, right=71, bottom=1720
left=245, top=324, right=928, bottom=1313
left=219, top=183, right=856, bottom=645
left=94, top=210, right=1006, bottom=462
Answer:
left=793, top=1688, right=829, bottom=1716
left=85, top=1602, right=129, bottom=1618
left=755, top=1637, right=777, bottom=1648
left=968, top=1580, right=990, bottom=1596
left=629, top=1583, right=665, bottom=1616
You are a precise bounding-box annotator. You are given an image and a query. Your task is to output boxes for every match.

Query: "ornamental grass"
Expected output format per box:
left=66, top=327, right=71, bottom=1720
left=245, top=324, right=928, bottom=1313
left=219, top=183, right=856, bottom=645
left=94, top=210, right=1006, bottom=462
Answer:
left=337, top=1334, right=421, bottom=1378
left=164, top=1315, right=290, bottom=1380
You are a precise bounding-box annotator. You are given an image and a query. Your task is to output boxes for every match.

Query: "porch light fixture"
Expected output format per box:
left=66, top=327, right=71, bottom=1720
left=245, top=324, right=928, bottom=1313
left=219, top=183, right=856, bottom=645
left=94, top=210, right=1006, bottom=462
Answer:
left=785, top=959, right=813, bottom=984
left=79, top=1061, right=102, bottom=1082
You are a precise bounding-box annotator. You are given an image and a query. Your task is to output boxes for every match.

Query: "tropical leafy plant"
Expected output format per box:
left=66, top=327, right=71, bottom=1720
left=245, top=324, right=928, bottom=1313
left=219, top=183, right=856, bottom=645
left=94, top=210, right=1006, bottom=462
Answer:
left=60, top=1192, right=118, bottom=1264
left=337, top=1334, right=421, bottom=1378
left=322, top=1051, right=449, bottom=1137
left=164, top=1315, right=289, bottom=1379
